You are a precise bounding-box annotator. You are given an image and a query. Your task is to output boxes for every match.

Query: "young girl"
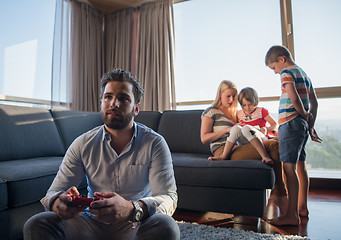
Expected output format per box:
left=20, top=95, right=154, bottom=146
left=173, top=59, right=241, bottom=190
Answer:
left=208, top=87, right=278, bottom=165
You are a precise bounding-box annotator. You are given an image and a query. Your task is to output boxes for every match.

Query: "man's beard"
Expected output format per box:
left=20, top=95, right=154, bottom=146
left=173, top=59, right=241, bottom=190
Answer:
left=102, top=108, right=135, bottom=130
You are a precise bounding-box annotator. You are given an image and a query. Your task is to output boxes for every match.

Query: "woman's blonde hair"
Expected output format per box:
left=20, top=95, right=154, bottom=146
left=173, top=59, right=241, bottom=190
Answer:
left=212, top=80, right=238, bottom=121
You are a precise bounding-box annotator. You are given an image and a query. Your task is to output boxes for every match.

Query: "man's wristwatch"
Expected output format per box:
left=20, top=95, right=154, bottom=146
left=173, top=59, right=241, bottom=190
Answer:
left=131, top=201, right=144, bottom=222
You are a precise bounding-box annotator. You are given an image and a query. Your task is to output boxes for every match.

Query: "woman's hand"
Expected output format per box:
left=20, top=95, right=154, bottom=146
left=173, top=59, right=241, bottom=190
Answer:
left=201, top=116, right=232, bottom=144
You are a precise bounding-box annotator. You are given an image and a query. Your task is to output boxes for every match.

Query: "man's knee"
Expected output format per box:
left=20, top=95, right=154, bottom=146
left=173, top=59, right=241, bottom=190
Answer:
left=24, top=212, right=55, bottom=240
left=25, top=212, right=46, bottom=231
left=23, top=212, right=60, bottom=240
left=156, top=215, right=180, bottom=240
left=137, top=214, right=180, bottom=240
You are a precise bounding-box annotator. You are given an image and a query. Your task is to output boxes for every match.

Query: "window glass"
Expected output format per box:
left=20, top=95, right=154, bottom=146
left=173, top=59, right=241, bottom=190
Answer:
left=175, top=0, right=341, bottom=178
left=292, top=0, right=341, bottom=177
left=259, top=99, right=341, bottom=178
left=0, top=0, right=56, bottom=101
left=173, top=0, right=282, bottom=104
left=292, top=0, right=341, bottom=88
left=305, top=98, right=341, bottom=178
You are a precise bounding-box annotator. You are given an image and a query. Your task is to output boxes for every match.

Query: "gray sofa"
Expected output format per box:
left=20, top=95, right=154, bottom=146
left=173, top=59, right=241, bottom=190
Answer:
left=0, top=104, right=275, bottom=240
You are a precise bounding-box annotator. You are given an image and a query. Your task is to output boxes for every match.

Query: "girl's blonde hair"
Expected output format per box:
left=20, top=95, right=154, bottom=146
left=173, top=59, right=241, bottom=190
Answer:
left=212, top=80, right=238, bottom=122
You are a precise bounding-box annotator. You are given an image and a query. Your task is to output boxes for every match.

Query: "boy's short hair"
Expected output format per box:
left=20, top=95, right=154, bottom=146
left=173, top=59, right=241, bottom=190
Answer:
left=265, top=45, right=293, bottom=65
left=238, top=87, right=259, bottom=106
left=100, top=68, right=144, bottom=103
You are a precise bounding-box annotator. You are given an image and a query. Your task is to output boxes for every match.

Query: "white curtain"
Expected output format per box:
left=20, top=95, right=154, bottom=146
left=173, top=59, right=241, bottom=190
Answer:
left=105, top=8, right=139, bottom=76
left=69, top=1, right=103, bottom=111
left=52, top=0, right=175, bottom=112
left=52, top=0, right=103, bottom=111
left=137, top=0, right=176, bottom=111
left=105, top=0, right=176, bottom=111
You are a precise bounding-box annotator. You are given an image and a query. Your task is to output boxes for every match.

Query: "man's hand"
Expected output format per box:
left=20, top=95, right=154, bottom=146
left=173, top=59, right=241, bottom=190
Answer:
left=89, top=192, right=134, bottom=224
left=309, top=128, right=322, bottom=143
left=52, top=186, right=85, bottom=220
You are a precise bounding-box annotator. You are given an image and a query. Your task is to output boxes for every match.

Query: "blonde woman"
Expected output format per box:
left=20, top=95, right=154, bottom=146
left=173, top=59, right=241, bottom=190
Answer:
left=200, top=80, right=288, bottom=215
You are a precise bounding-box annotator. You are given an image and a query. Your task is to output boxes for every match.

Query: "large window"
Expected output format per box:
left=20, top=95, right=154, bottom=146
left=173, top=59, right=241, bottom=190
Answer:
left=174, top=0, right=282, bottom=105
left=292, top=0, right=341, bottom=177
left=0, top=0, right=56, bottom=105
left=174, top=0, right=341, bottom=178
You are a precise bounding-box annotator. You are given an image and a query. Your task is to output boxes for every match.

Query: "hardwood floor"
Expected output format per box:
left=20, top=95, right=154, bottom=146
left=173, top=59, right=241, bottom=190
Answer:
left=173, top=189, right=341, bottom=240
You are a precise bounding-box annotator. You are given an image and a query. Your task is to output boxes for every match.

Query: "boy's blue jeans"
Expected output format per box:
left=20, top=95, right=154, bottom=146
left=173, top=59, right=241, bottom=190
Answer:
left=278, top=116, right=309, bottom=163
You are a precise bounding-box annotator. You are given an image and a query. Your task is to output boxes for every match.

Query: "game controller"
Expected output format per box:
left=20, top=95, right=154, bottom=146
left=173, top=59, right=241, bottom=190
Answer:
left=67, top=195, right=103, bottom=208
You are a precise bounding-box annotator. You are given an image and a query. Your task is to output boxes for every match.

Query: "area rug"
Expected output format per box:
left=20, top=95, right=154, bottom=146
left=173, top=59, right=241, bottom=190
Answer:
left=177, top=221, right=311, bottom=240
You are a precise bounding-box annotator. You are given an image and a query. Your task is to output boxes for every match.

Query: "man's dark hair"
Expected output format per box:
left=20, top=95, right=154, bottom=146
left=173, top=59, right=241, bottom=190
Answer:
left=100, top=69, right=144, bottom=103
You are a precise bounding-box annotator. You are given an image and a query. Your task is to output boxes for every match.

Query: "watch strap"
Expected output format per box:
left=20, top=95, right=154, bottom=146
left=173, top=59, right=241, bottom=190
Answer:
left=131, top=200, right=143, bottom=222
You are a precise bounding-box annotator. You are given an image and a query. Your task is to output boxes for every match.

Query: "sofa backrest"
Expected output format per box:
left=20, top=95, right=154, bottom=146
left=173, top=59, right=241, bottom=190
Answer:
left=51, top=109, right=103, bottom=150
left=135, top=111, right=162, bottom=132
left=157, top=110, right=211, bottom=154
left=0, top=104, right=65, bottom=161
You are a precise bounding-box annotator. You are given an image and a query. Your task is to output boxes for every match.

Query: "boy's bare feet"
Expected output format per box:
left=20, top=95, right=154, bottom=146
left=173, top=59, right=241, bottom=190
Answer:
left=273, top=195, right=288, bottom=215
left=299, top=207, right=309, bottom=217
left=262, top=157, right=273, bottom=166
left=268, top=215, right=300, bottom=226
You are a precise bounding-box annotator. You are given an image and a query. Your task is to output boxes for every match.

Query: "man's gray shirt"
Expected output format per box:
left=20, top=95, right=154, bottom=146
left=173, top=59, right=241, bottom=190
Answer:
left=41, top=122, right=178, bottom=217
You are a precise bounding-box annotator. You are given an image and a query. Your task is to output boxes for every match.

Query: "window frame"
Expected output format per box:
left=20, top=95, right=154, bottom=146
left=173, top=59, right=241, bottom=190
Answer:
left=174, top=0, right=341, bottom=183
left=175, top=0, right=341, bottom=108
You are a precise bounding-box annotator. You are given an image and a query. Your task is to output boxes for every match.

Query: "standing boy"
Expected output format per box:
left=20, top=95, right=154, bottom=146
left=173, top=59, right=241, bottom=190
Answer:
left=265, top=45, right=322, bottom=225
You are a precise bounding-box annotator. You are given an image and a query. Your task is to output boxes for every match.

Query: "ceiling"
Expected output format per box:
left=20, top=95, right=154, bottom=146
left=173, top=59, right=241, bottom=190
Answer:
left=87, top=0, right=151, bottom=14
left=85, top=0, right=184, bottom=15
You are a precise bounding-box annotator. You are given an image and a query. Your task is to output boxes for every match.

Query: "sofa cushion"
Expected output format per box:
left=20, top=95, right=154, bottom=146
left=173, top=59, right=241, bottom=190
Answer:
left=135, top=111, right=162, bottom=132
left=0, top=104, right=65, bottom=161
left=172, top=153, right=275, bottom=190
left=0, top=179, right=7, bottom=211
left=0, top=157, right=63, bottom=208
left=157, top=110, right=211, bottom=154
left=51, top=110, right=103, bottom=150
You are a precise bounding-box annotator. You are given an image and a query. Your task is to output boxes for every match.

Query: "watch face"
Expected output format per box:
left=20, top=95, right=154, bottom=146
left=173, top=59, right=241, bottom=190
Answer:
left=135, top=211, right=143, bottom=221
left=132, top=201, right=144, bottom=222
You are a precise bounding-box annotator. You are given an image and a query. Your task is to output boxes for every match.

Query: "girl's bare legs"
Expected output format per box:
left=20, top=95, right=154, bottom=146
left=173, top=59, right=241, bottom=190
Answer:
left=297, top=161, right=309, bottom=217
left=209, top=125, right=242, bottom=161
left=241, top=125, right=273, bottom=165
left=209, top=141, right=235, bottom=160
left=209, top=125, right=274, bottom=165
left=249, top=138, right=273, bottom=165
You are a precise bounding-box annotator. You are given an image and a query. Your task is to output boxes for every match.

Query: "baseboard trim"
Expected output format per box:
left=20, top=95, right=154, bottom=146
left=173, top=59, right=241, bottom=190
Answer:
left=309, top=177, right=341, bottom=190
